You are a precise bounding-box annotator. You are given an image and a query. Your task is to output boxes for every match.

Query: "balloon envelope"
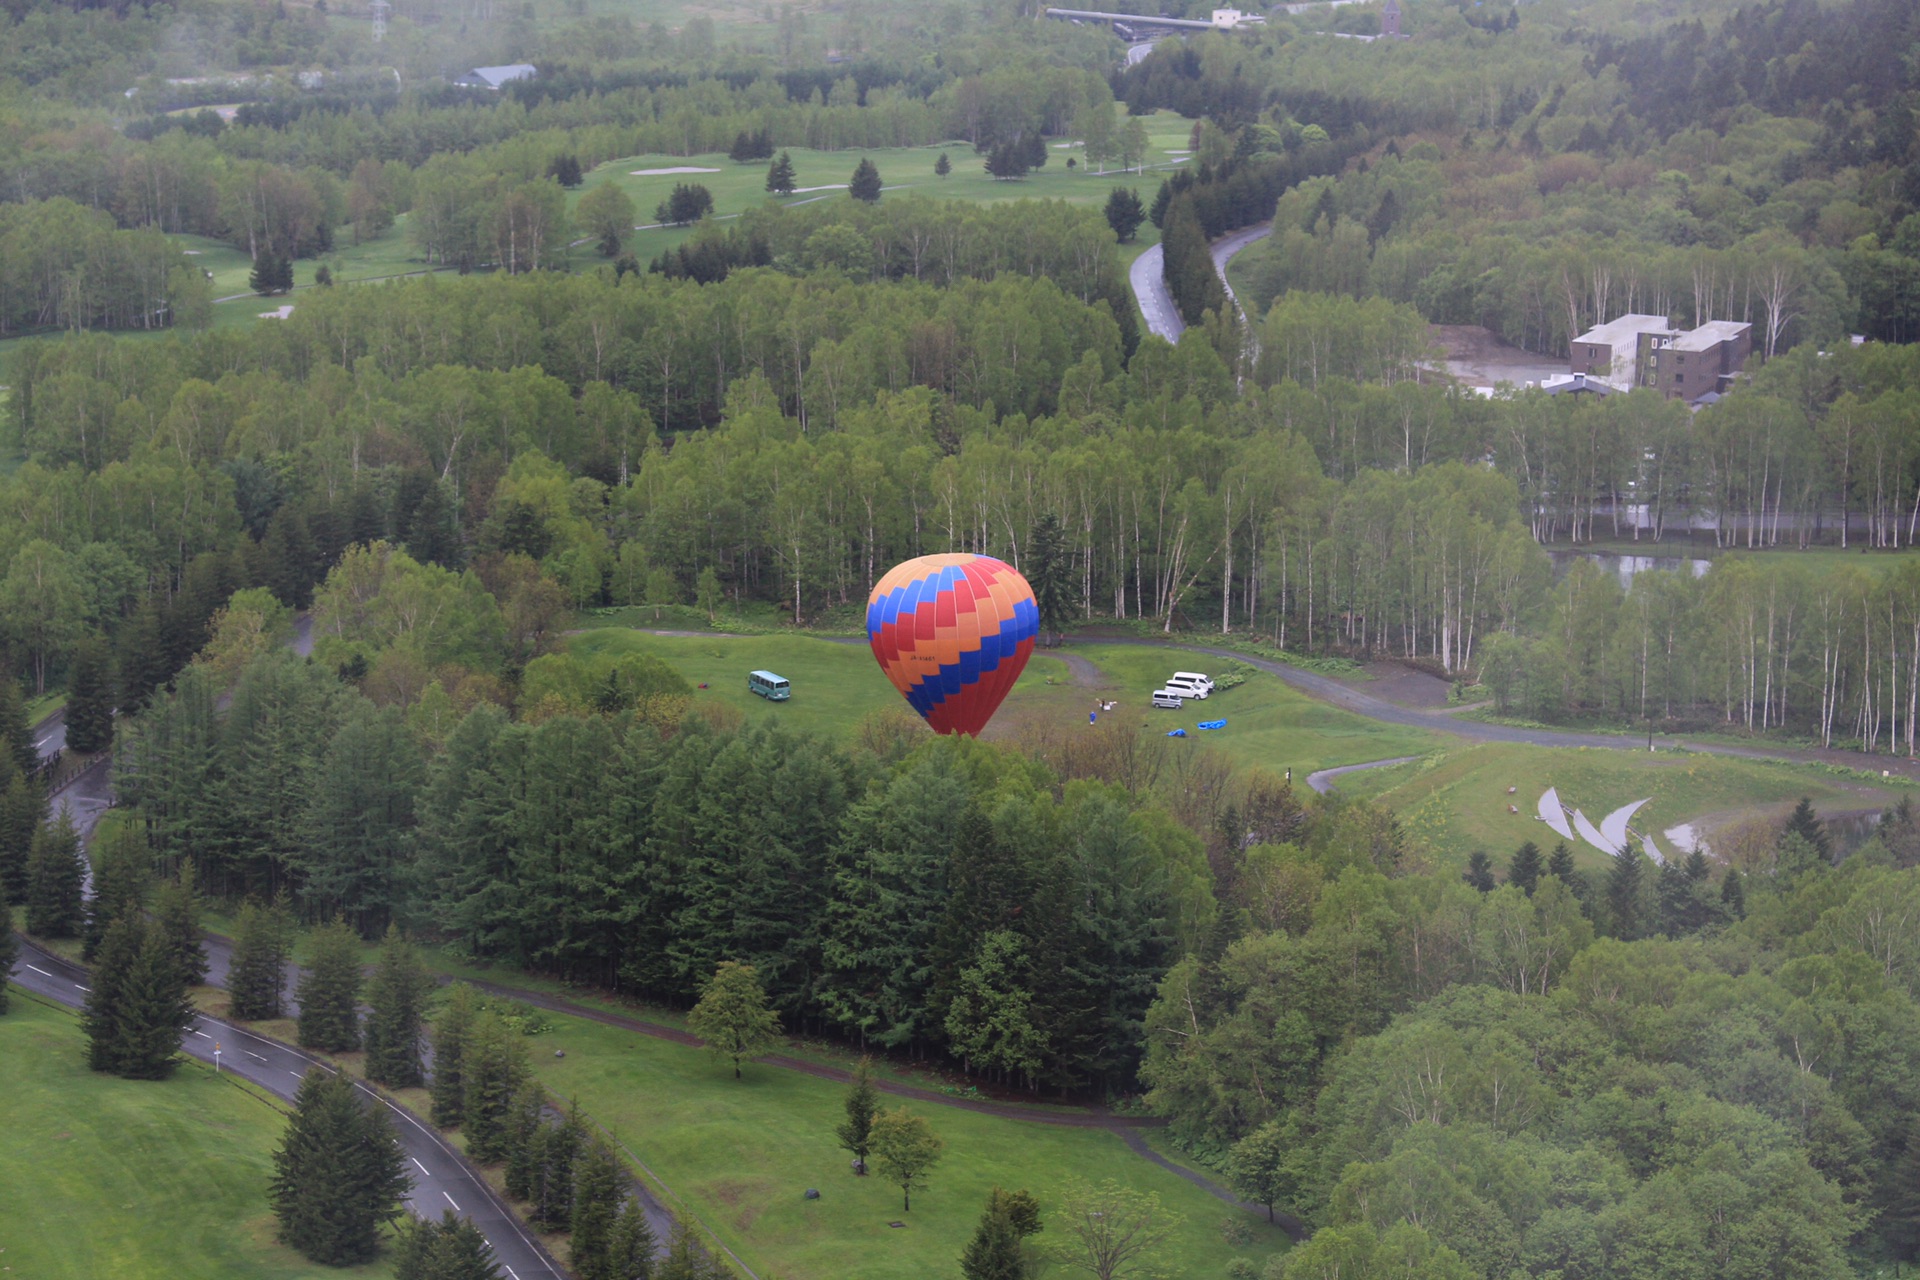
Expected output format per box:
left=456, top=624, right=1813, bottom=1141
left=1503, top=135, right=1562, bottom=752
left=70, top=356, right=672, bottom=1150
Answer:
left=866, top=554, right=1038, bottom=736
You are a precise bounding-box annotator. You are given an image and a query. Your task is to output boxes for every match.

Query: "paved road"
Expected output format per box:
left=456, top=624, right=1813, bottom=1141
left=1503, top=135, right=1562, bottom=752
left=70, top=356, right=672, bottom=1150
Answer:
left=1306, top=756, right=1421, bottom=795
left=7, top=937, right=566, bottom=1280
left=1130, top=223, right=1274, bottom=346
left=32, top=707, right=65, bottom=758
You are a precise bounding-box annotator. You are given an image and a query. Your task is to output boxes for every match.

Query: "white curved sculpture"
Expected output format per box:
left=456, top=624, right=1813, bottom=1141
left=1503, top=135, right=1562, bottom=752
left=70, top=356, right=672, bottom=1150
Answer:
left=1573, top=808, right=1615, bottom=856
left=1642, top=833, right=1665, bottom=866
left=1538, top=787, right=1574, bottom=840
left=1601, top=799, right=1651, bottom=854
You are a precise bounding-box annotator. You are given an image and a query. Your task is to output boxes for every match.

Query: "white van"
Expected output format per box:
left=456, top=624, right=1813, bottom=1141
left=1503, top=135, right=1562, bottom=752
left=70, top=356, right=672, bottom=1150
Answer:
left=1166, top=673, right=1211, bottom=700
left=1151, top=689, right=1185, bottom=709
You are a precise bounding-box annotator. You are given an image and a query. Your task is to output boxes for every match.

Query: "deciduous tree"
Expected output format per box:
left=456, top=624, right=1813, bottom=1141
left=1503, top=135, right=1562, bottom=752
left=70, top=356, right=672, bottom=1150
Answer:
left=870, top=1107, right=943, bottom=1211
left=687, top=960, right=781, bottom=1079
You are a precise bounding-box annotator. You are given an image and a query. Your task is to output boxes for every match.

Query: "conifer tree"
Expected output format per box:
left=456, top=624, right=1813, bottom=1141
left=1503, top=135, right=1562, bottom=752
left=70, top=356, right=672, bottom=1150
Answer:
left=0, top=771, right=41, bottom=904
left=605, top=1199, right=658, bottom=1280
left=114, top=919, right=196, bottom=1078
left=687, top=960, right=781, bottom=1079
left=84, top=822, right=151, bottom=962
left=1546, top=841, right=1587, bottom=905
left=1606, top=849, right=1648, bottom=940
left=271, top=1067, right=409, bottom=1266
left=0, top=680, right=35, bottom=777
left=228, top=895, right=294, bottom=1020
left=396, top=1210, right=503, bottom=1280
left=532, top=1103, right=585, bottom=1231
left=151, top=859, right=207, bottom=987
left=837, top=1055, right=880, bottom=1173
left=364, top=925, right=431, bottom=1088
left=504, top=1079, right=547, bottom=1200
left=25, top=811, right=83, bottom=937
left=297, top=918, right=364, bottom=1052
left=84, top=912, right=143, bottom=1073
left=1880, top=1121, right=1920, bottom=1263
left=960, top=1192, right=1026, bottom=1280
left=765, top=151, right=797, bottom=195
left=0, top=906, right=14, bottom=1014
left=848, top=157, right=882, bottom=203
left=461, top=1007, right=527, bottom=1162
left=1026, top=514, right=1073, bottom=647
left=935, top=151, right=952, bottom=177
left=1507, top=841, right=1543, bottom=896
left=570, top=1136, right=629, bottom=1280
left=64, top=639, right=115, bottom=754
left=1103, top=186, right=1145, bottom=242
left=1784, top=796, right=1831, bottom=862
left=430, top=982, right=479, bottom=1126
left=1720, top=867, right=1747, bottom=919
left=1462, top=850, right=1496, bottom=893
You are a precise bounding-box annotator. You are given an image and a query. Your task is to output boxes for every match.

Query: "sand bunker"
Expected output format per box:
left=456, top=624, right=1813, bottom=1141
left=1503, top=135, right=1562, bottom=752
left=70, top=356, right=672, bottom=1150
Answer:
left=788, top=184, right=847, bottom=193
left=629, top=166, right=721, bottom=176
left=258, top=304, right=294, bottom=320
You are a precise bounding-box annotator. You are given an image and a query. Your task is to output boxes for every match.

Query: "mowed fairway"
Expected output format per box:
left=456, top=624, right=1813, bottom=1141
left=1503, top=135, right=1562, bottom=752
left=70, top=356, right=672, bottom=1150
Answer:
left=580, top=108, right=1198, bottom=264
left=1353, top=741, right=1916, bottom=874
left=0, top=995, right=392, bottom=1280
left=528, top=1008, right=1289, bottom=1280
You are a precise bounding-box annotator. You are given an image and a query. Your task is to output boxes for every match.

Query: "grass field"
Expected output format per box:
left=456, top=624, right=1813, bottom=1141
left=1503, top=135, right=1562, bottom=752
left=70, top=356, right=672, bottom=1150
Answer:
left=523, top=1004, right=1288, bottom=1280
left=565, top=627, right=1442, bottom=778
left=1347, top=741, right=1916, bottom=873
left=580, top=106, right=1196, bottom=267
left=0, top=993, right=394, bottom=1280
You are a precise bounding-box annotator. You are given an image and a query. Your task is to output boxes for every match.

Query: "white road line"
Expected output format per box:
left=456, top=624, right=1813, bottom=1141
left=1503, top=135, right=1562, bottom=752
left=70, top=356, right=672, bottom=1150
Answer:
left=412, top=1158, right=430, bottom=1175
left=442, top=1191, right=461, bottom=1211
left=74, top=984, right=89, bottom=992
left=193, top=1031, right=211, bottom=1039
left=289, top=1070, right=304, bottom=1078
left=505, top=1268, right=520, bottom=1280
left=247, top=1051, right=267, bottom=1062
left=26, top=964, right=51, bottom=976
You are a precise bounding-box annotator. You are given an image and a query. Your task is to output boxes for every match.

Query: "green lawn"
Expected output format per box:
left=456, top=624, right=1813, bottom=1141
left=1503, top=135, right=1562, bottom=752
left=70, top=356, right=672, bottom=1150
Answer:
left=1356, top=741, right=1914, bottom=873
left=579, top=107, right=1197, bottom=264
left=528, top=1006, right=1288, bottom=1280
left=0, top=994, right=393, bottom=1280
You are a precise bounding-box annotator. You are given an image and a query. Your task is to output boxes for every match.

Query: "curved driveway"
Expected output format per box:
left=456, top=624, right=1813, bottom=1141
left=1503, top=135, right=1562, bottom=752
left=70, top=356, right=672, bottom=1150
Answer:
left=9, top=938, right=566, bottom=1280
left=1131, top=223, right=1274, bottom=345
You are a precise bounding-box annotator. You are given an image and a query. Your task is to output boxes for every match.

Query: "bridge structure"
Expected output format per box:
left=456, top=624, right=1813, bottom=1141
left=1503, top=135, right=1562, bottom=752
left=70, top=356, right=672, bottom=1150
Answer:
left=1043, top=7, right=1263, bottom=37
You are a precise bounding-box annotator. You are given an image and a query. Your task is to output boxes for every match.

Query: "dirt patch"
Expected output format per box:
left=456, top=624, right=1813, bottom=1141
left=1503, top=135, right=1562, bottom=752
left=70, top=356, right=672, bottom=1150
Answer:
left=1429, top=324, right=1566, bottom=389
left=706, top=1176, right=776, bottom=1231
left=1336, top=661, right=1453, bottom=709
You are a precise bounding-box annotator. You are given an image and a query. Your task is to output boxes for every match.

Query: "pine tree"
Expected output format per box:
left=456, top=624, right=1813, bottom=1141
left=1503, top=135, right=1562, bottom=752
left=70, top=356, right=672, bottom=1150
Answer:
left=364, top=925, right=431, bottom=1087
left=0, top=771, right=42, bottom=905
left=1720, top=867, right=1747, bottom=919
left=271, top=1067, right=409, bottom=1266
left=935, top=151, right=952, bottom=177
left=0, top=679, right=36, bottom=777
left=570, top=1136, right=628, bottom=1280
left=1026, top=514, right=1072, bottom=647
left=1880, top=1122, right=1920, bottom=1262
left=430, top=982, right=479, bottom=1126
left=1606, top=849, right=1647, bottom=940
left=848, top=157, right=882, bottom=203
left=0, top=907, right=14, bottom=1014
left=1546, top=841, right=1588, bottom=905
left=84, top=821, right=151, bottom=962
left=532, top=1103, right=585, bottom=1231
left=296, top=918, right=364, bottom=1052
left=504, top=1080, right=547, bottom=1201
left=25, top=811, right=84, bottom=937
left=151, top=859, right=207, bottom=987
left=960, top=1193, right=1026, bottom=1280
left=114, top=920, right=196, bottom=1078
left=729, top=130, right=757, bottom=163
left=1462, top=850, right=1496, bottom=893
left=687, top=960, right=781, bottom=1079
left=838, top=1056, right=880, bottom=1173
left=65, top=639, right=115, bottom=754
left=1507, top=841, right=1543, bottom=896
left=1103, top=187, right=1145, bottom=242
left=765, top=151, right=797, bottom=195
left=1784, top=796, right=1831, bottom=862
left=605, top=1198, right=658, bottom=1280
left=84, top=912, right=144, bottom=1071
left=229, top=895, right=294, bottom=1020
left=462, top=1007, right=527, bottom=1163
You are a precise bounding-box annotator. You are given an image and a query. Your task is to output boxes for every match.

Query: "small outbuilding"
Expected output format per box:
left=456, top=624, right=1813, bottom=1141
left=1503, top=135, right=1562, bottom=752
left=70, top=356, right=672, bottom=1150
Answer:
left=455, top=64, right=537, bottom=89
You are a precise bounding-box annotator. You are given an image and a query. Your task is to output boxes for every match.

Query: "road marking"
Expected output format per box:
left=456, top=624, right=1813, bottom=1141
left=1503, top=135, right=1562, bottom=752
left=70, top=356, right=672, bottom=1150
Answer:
left=247, top=1051, right=267, bottom=1062
left=26, top=965, right=51, bottom=976
left=504, top=1268, right=520, bottom=1280
left=74, top=984, right=89, bottom=992
left=193, top=1031, right=211, bottom=1039
left=289, top=1070, right=304, bottom=1079
left=412, top=1158, right=430, bottom=1175
left=442, top=1191, right=461, bottom=1211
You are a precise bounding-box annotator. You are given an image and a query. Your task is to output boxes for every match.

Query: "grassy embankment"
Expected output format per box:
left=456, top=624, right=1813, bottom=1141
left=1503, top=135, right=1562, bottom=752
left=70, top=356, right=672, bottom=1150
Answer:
left=0, top=992, right=394, bottom=1280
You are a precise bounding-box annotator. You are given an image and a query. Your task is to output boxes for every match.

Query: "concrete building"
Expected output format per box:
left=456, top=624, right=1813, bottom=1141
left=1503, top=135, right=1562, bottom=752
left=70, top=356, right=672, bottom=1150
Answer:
left=1382, top=0, right=1403, bottom=37
left=454, top=64, right=537, bottom=89
left=1569, top=314, right=1752, bottom=402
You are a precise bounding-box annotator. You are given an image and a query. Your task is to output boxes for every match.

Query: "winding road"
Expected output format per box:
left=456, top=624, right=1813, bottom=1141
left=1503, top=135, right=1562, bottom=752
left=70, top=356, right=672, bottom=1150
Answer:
left=1132, top=222, right=1274, bottom=344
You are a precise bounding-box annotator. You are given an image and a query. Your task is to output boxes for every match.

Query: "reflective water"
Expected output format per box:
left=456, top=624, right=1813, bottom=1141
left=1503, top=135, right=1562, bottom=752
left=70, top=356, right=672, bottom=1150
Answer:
left=1548, top=550, right=1712, bottom=589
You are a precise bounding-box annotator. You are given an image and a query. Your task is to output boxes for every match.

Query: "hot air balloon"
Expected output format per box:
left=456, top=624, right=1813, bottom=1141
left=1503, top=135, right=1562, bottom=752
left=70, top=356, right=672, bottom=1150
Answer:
left=866, top=554, right=1039, bottom=736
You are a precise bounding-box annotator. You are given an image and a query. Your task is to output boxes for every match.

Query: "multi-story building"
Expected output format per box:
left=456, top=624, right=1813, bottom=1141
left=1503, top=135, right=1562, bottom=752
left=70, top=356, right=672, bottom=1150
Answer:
left=1569, top=315, right=1752, bottom=402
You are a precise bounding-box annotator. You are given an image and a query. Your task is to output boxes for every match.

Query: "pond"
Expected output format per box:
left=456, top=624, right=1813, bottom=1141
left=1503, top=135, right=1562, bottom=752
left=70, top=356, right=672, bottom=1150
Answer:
left=1547, top=550, right=1712, bottom=590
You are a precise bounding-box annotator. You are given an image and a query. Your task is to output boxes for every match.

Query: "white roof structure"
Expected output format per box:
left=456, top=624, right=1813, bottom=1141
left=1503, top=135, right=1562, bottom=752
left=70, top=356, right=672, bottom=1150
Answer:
left=457, top=64, right=536, bottom=89
left=1671, top=320, right=1749, bottom=351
